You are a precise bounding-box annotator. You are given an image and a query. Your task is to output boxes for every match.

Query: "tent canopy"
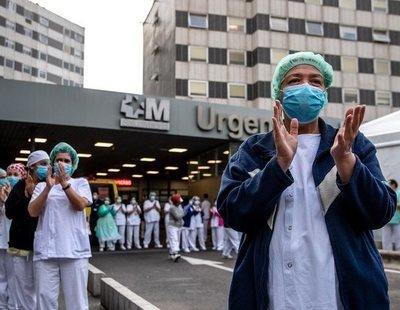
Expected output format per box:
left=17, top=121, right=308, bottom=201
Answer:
left=360, top=110, right=400, bottom=138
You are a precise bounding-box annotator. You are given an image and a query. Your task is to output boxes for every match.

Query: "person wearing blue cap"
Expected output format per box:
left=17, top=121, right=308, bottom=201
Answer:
left=28, top=142, right=92, bottom=310
left=217, top=51, right=396, bottom=309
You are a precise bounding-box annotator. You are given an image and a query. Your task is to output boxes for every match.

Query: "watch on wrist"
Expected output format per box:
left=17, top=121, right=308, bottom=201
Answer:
left=62, top=183, right=71, bottom=191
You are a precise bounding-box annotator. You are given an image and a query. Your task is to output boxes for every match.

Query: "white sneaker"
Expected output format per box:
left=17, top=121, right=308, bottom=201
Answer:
left=173, top=253, right=181, bottom=262
left=127, top=246, right=132, bottom=250
left=120, top=245, right=126, bottom=250
left=99, top=247, right=104, bottom=252
left=222, top=254, right=232, bottom=259
left=143, top=244, right=149, bottom=249
left=155, top=244, right=163, bottom=248
left=191, top=247, right=199, bottom=252
left=136, top=245, right=142, bottom=249
left=183, top=249, right=190, bottom=253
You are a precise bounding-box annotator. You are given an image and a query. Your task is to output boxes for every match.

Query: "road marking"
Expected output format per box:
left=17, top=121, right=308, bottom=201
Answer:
left=385, top=268, right=400, bottom=274
left=181, top=256, right=234, bottom=272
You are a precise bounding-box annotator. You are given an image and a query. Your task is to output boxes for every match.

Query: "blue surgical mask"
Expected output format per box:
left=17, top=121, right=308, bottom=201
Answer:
left=0, top=178, right=7, bottom=187
left=7, top=176, right=19, bottom=188
left=282, top=83, right=327, bottom=124
left=53, top=163, right=73, bottom=177
left=36, top=166, right=48, bottom=181
left=149, top=196, right=155, bottom=201
left=194, top=200, right=200, bottom=206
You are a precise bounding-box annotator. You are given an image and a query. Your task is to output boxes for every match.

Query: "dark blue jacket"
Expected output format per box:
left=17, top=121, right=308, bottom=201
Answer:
left=182, top=204, right=194, bottom=228
left=217, top=119, right=396, bottom=310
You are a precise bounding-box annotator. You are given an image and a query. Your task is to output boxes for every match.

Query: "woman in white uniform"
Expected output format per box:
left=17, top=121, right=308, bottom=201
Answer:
left=28, top=142, right=92, bottom=310
left=112, top=197, right=127, bottom=250
left=125, top=197, right=142, bottom=250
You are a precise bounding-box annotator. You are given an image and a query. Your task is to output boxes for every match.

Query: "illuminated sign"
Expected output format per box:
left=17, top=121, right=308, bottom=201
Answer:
left=120, top=95, right=170, bottom=131
left=114, top=179, right=133, bottom=187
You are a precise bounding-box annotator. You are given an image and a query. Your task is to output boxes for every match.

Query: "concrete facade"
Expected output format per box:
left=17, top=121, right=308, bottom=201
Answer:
left=143, top=0, right=400, bottom=122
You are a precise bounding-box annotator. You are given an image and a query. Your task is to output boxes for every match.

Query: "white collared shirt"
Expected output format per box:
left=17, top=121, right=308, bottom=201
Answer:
left=143, top=199, right=160, bottom=223
left=268, top=134, right=342, bottom=310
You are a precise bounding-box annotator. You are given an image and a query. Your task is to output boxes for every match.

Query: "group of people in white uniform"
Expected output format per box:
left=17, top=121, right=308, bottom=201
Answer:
left=0, top=142, right=93, bottom=310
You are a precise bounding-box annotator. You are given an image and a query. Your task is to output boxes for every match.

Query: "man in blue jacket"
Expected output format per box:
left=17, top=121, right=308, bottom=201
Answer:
left=217, top=51, right=396, bottom=310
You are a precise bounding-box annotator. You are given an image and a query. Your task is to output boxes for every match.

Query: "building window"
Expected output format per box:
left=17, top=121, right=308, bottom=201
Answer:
left=40, top=52, right=47, bottom=61
left=341, top=56, right=358, bottom=72
left=74, top=49, right=82, bottom=58
left=229, top=83, right=246, bottom=99
left=305, top=0, right=322, bottom=4
left=5, top=39, right=15, bottom=50
left=64, top=29, right=70, bottom=36
left=374, top=59, right=390, bottom=74
left=306, top=21, right=323, bottom=36
left=73, top=32, right=84, bottom=43
left=188, top=13, right=207, bottom=29
left=270, top=16, right=288, bottom=32
left=39, top=70, right=47, bottom=79
left=372, top=0, right=387, bottom=13
left=376, top=91, right=391, bottom=105
left=24, top=28, right=33, bottom=38
left=6, top=20, right=15, bottom=31
left=271, top=49, right=288, bottom=64
left=39, top=34, right=49, bottom=44
left=189, top=46, right=207, bottom=62
left=63, top=62, right=69, bottom=69
left=340, top=26, right=357, bottom=40
left=24, top=10, right=33, bottom=20
left=5, top=59, right=14, bottom=69
left=189, top=80, right=208, bottom=97
left=6, top=0, right=16, bottom=11
left=23, top=46, right=32, bottom=56
left=39, top=16, right=49, bottom=27
left=22, top=64, right=31, bottom=74
left=339, top=0, right=355, bottom=9
left=343, top=89, right=359, bottom=104
left=228, top=50, right=246, bottom=65
left=75, top=66, right=81, bottom=74
left=228, top=17, right=245, bottom=33
left=373, top=29, right=390, bottom=42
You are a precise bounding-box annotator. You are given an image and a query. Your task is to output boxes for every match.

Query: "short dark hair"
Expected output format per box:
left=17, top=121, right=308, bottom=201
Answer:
left=203, top=193, right=209, bottom=199
left=389, top=179, right=398, bottom=188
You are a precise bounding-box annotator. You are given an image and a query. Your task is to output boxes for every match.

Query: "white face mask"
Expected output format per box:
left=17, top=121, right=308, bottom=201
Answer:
left=117, top=198, right=122, bottom=203
left=131, top=199, right=136, bottom=204
left=149, top=196, right=155, bottom=201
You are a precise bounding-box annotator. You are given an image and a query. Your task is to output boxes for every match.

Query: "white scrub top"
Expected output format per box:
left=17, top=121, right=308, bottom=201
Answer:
left=143, top=200, right=161, bottom=223
left=0, top=202, right=11, bottom=249
left=31, top=178, right=93, bottom=261
left=268, top=134, right=341, bottom=309
left=113, top=203, right=127, bottom=225
left=126, top=204, right=141, bottom=225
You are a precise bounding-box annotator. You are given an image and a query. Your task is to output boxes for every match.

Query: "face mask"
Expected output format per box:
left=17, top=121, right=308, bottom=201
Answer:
left=93, top=195, right=98, bottom=200
left=35, top=166, right=48, bottom=181
left=7, top=176, right=19, bottom=188
left=117, top=198, right=122, bottom=203
left=194, top=200, right=200, bottom=206
left=282, top=83, right=327, bottom=124
left=131, top=199, right=136, bottom=204
left=53, top=163, right=73, bottom=177
left=104, top=200, right=110, bottom=205
left=149, top=196, right=155, bottom=201
left=0, top=178, right=7, bottom=187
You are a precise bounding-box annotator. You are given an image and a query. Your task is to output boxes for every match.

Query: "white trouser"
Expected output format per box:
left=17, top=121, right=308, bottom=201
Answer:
left=188, top=229, right=198, bottom=250
left=12, top=254, right=36, bottom=310
left=117, top=225, right=126, bottom=247
left=222, top=228, right=240, bottom=257
left=98, top=240, right=115, bottom=250
left=35, top=258, right=89, bottom=310
left=168, top=226, right=181, bottom=254
left=180, top=227, right=190, bottom=251
left=212, top=226, right=225, bottom=250
left=382, top=223, right=400, bottom=250
left=0, top=249, right=17, bottom=309
left=126, top=225, right=141, bottom=248
left=203, top=219, right=209, bottom=241
left=144, top=221, right=160, bottom=247
left=195, top=227, right=206, bottom=249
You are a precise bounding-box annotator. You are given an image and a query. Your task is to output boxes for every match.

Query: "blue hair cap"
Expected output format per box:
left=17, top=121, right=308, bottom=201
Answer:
left=49, top=142, right=79, bottom=173
left=272, top=51, right=334, bottom=100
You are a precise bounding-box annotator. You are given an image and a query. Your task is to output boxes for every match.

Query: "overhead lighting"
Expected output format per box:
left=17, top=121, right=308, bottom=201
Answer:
left=223, top=150, right=229, bottom=155
left=96, top=172, right=108, bottom=176
left=203, top=173, right=212, bottom=177
left=190, top=171, right=199, bottom=174
left=181, top=176, right=189, bottom=180
left=78, top=153, right=92, bottom=158
left=132, top=174, right=143, bottom=178
left=140, top=157, right=156, bottom=162
left=28, top=138, right=47, bottom=143
left=15, top=157, right=28, bottom=162
left=198, top=166, right=210, bottom=170
left=122, top=164, right=136, bottom=168
left=147, top=170, right=159, bottom=174
left=108, top=168, right=120, bottom=172
left=95, top=142, right=113, bottom=148
left=188, top=161, right=198, bottom=165
left=208, top=160, right=222, bottom=164
left=168, top=148, right=187, bottom=153
left=165, top=166, right=179, bottom=170
left=20, top=150, right=30, bottom=154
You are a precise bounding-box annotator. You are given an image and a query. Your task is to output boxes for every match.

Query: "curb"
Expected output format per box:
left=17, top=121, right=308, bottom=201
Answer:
left=380, top=250, right=400, bottom=270
left=88, top=263, right=160, bottom=310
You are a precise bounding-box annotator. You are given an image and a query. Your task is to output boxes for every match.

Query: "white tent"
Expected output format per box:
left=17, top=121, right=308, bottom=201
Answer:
left=360, top=110, right=400, bottom=182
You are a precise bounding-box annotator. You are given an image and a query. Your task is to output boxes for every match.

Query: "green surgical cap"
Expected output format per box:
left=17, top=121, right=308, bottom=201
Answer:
left=49, top=142, right=79, bottom=173
left=272, top=51, right=334, bottom=100
left=0, top=168, right=6, bottom=175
